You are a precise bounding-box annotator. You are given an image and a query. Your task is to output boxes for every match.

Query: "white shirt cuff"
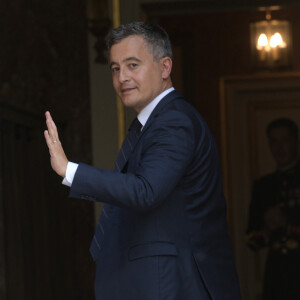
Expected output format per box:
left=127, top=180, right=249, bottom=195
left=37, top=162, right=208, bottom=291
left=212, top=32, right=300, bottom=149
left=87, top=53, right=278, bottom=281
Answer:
left=62, top=162, right=79, bottom=187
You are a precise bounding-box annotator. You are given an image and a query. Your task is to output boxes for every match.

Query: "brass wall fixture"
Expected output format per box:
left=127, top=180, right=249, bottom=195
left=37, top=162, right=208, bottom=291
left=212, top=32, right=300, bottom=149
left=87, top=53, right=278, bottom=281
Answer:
left=250, top=8, right=292, bottom=69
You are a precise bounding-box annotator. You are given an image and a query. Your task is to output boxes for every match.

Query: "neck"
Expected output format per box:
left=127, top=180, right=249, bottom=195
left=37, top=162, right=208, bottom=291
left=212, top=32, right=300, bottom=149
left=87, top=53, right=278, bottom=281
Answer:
left=163, top=79, right=172, bottom=91
left=277, top=158, right=299, bottom=171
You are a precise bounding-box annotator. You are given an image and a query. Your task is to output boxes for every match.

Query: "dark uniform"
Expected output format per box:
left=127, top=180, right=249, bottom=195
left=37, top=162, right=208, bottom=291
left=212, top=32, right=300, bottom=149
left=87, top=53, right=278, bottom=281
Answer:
left=246, top=161, right=300, bottom=300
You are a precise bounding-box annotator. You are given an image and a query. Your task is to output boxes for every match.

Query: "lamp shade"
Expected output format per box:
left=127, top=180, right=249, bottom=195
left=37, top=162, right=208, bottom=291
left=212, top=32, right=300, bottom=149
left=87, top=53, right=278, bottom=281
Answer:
left=250, top=20, right=291, bottom=69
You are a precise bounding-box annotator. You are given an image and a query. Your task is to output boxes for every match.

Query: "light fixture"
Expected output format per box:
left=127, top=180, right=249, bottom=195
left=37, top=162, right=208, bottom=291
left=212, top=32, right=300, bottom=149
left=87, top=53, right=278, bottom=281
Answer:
left=250, top=8, right=292, bottom=69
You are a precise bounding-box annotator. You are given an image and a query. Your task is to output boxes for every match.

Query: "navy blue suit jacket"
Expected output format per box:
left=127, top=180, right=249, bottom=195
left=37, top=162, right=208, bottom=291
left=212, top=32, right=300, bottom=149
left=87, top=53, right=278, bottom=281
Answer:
left=69, top=90, right=241, bottom=300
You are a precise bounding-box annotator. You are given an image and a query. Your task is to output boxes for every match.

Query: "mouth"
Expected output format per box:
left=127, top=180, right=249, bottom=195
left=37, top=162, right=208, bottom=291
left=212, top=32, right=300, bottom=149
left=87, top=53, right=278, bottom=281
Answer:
left=121, top=87, right=136, bottom=94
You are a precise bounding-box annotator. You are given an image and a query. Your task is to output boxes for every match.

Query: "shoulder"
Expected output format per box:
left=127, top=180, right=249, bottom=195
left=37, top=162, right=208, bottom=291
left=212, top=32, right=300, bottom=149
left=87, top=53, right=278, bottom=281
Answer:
left=253, top=171, right=278, bottom=192
left=157, top=90, right=199, bottom=117
left=256, top=170, right=278, bottom=182
left=149, top=90, right=208, bottom=132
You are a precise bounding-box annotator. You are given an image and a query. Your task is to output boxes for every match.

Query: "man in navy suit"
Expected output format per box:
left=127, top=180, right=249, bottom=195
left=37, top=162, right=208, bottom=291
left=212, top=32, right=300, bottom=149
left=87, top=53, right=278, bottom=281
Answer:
left=44, top=22, right=240, bottom=300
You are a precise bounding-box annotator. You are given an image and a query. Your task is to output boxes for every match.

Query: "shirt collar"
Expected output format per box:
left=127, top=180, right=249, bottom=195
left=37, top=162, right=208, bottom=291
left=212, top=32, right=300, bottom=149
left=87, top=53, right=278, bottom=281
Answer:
left=137, top=87, right=175, bottom=127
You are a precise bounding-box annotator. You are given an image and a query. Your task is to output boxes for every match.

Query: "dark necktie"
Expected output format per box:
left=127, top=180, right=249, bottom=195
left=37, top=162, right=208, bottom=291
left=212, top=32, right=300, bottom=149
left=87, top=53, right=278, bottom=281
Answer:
left=90, top=118, right=142, bottom=260
left=114, top=118, right=142, bottom=172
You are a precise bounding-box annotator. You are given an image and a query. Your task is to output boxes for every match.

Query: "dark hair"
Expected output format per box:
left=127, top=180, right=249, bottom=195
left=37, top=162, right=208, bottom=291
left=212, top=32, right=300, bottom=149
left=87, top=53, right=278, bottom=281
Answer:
left=106, top=21, right=173, bottom=62
left=266, top=118, right=298, bottom=140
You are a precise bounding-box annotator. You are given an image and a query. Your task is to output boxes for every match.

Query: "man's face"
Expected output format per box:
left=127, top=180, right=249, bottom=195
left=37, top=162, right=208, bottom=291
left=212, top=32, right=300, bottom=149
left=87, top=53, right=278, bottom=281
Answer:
left=268, top=126, right=298, bottom=168
left=109, top=35, right=169, bottom=113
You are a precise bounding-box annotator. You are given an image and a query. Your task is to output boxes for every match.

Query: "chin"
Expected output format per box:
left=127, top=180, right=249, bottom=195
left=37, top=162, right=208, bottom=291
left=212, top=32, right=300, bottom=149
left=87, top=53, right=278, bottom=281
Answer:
left=122, top=101, right=139, bottom=111
left=278, top=159, right=293, bottom=167
left=121, top=99, right=134, bottom=107
left=119, top=96, right=131, bottom=105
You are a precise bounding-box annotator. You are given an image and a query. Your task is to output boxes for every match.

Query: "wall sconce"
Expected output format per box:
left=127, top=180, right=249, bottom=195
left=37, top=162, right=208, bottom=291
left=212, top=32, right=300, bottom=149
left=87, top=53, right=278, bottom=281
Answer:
left=250, top=10, right=292, bottom=69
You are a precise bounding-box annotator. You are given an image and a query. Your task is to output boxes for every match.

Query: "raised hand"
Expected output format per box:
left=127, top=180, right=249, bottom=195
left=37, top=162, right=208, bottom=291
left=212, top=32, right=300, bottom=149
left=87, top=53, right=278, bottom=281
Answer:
left=44, top=111, right=68, bottom=177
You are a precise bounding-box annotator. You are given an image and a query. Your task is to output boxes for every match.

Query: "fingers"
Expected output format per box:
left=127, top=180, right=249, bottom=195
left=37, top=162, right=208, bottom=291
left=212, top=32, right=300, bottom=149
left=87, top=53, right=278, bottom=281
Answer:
left=44, top=129, right=51, bottom=148
left=45, top=111, right=59, bottom=143
left=44, top=129, right=56, bottom=151
left=44, top=112, right=69, bottom=177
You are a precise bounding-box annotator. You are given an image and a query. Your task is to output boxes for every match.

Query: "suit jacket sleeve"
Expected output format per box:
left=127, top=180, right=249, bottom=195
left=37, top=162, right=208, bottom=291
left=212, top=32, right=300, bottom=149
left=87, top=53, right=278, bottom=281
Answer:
left=69, top=110, right=196, bottom=212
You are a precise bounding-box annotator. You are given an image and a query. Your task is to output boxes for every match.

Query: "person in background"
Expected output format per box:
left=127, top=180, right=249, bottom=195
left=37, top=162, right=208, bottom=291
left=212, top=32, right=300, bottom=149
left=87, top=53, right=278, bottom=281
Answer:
left=45, top=21, right=240, bottom=300
left=246, top=118, right=300, bottom=300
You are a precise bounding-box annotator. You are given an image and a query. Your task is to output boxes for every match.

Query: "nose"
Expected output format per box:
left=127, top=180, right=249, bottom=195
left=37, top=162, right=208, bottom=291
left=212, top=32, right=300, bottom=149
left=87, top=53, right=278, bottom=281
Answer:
left=118, top=67, right=129, bottom=83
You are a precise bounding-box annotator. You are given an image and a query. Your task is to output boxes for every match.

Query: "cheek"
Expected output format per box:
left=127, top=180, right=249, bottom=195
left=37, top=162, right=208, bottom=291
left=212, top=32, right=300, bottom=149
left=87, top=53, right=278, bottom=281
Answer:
left=284, top=143, right=296, bottom=155
left=270, top=144, right=280, bottom=155
left=112, top=77, right=120, bottom=90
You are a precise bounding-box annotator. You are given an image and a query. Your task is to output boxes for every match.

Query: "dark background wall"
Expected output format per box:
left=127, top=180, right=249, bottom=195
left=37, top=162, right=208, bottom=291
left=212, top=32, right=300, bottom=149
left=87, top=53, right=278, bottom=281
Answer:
left=0, top=1, right=95, bottom=299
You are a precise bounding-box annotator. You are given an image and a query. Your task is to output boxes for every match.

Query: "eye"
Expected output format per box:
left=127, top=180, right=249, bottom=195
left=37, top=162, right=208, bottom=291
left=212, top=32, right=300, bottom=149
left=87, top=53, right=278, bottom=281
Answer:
left=111, top=66, right=120, bottom=73
left=129, top=63, right=138, bottom=69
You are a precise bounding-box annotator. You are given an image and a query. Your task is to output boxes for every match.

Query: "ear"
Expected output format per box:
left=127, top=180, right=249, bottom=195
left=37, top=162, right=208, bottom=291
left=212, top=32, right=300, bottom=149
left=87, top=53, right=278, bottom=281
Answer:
left=160, top=57, right=172, bottom=79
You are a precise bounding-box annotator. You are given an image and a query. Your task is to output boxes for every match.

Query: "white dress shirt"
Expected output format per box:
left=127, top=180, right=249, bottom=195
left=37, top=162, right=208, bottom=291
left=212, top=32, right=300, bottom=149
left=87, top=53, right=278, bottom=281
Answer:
left=62, top=87, right=175, bottom=187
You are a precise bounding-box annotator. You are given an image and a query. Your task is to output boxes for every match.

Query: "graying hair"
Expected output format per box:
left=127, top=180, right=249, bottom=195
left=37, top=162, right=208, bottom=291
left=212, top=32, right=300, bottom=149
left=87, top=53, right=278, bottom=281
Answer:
left=106, top=21, right=173, bottom=62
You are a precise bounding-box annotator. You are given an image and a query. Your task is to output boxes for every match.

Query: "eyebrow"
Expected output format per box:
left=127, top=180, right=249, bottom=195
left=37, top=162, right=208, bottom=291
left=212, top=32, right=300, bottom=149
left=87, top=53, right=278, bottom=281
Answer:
left=110, top=57, right=142, bottom=69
